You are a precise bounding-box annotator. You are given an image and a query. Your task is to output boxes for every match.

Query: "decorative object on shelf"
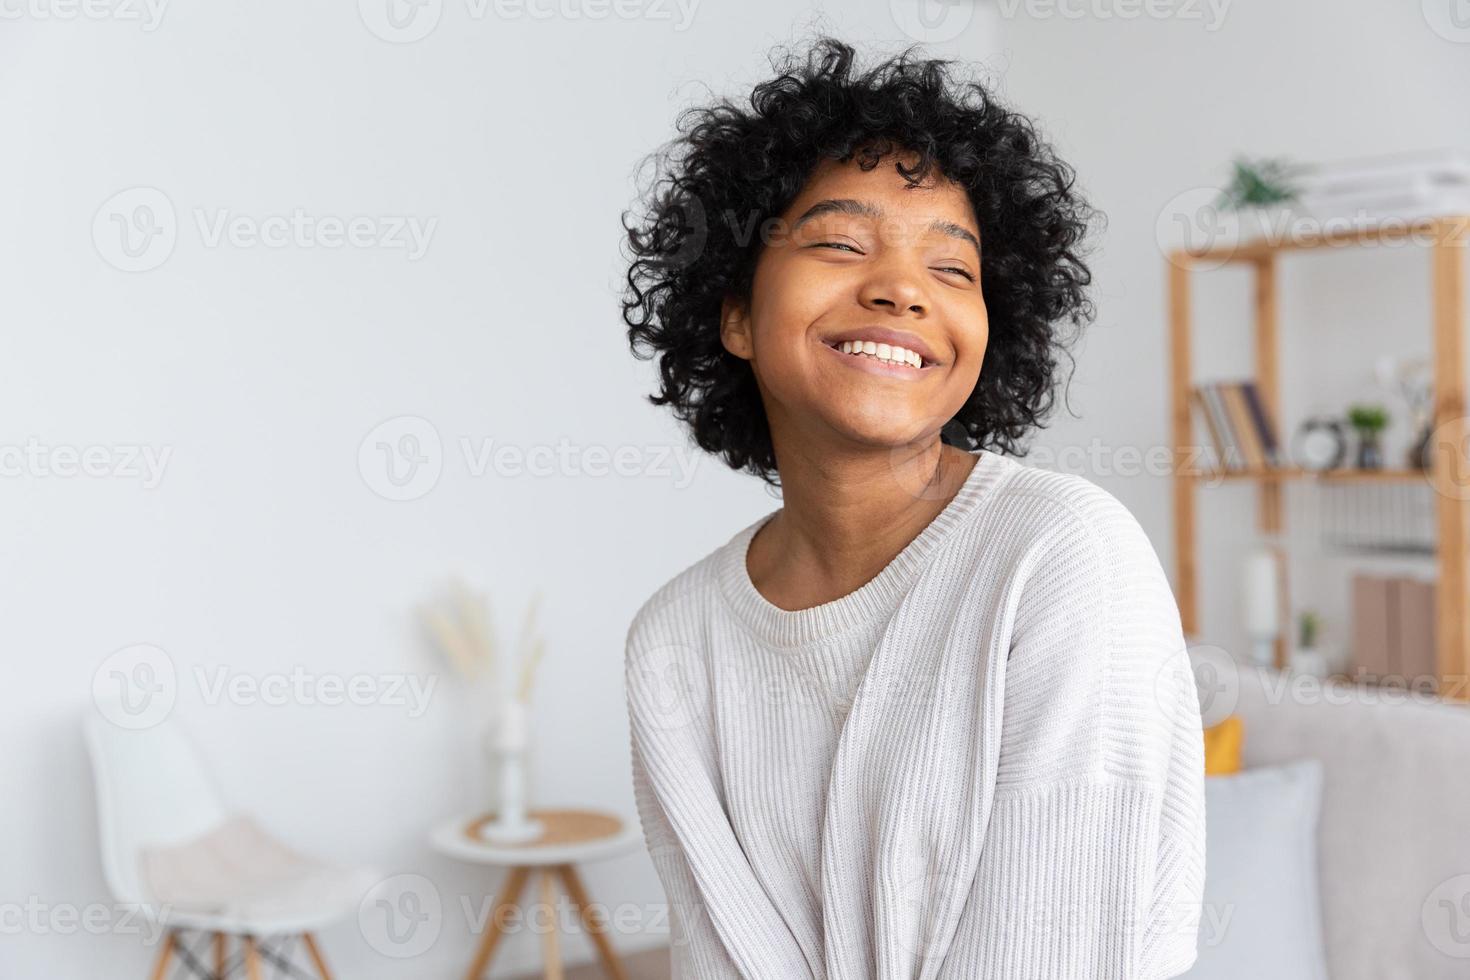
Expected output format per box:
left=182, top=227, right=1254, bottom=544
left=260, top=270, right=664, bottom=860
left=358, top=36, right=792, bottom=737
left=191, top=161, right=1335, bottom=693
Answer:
left=1293, top=147, right=1470, bottom=228
left=1351, top=574, right=1438, bottom=691
left=1191, top=378, right=1281, bottom=473
left=1374, top=356, right=1434, bottom=470
left=1291, top=416, right=1349, bottom=472
left=1318, top=480, right=1437, bottom=554
left=1290, top=610, right=1329, bottom=678
left=1242, top=547, right=1282, bottom=667
left=420, top=578, right=551, bottom=845
left=1213, top=156, right=1303, bottom=211
left=1347, top=403, right=1389, bottom=469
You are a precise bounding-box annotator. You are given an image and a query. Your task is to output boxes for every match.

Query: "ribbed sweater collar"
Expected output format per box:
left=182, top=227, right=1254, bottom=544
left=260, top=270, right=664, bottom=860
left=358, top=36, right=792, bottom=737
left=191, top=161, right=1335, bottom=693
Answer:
left=715, top=449, right=1012, bottom=648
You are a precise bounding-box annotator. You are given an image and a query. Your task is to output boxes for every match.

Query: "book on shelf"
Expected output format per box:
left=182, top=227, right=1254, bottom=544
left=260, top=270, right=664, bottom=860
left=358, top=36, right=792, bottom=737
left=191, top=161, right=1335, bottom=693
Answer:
left=1189, top=379, right=1282, bottom=472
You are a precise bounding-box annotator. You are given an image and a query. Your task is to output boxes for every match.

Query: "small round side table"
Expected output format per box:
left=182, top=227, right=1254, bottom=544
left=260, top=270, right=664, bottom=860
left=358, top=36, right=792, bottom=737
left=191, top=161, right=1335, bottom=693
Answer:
left=429, top=807, right=642, bottom=980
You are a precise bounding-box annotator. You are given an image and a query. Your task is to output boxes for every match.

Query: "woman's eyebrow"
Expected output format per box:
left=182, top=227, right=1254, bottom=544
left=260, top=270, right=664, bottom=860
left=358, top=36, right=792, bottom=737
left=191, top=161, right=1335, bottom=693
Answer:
left=792, top=198, right=981, bottom=258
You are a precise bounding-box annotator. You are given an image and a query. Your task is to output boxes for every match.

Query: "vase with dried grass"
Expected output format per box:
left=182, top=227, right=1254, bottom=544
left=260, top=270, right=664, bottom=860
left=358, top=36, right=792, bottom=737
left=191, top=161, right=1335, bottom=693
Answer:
left=419, top=577, right=549, bottom=844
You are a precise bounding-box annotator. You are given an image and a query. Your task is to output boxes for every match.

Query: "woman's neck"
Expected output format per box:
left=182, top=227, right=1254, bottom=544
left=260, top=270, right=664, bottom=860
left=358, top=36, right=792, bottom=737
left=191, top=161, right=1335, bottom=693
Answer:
left=745, top=442, right=979, bottom=612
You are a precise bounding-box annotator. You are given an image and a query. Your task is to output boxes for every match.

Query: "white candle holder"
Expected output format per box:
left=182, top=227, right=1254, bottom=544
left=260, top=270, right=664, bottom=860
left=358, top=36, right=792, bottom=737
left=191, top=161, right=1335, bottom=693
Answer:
left=477, top=697, right=543, bottom=845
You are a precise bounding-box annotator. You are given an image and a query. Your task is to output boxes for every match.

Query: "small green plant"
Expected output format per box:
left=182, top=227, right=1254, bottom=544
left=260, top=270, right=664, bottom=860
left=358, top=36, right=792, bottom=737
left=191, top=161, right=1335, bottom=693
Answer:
left=1299, top=610, right=1320, bottom=649
left=1214, top=156, right=1301, bottom=211
left=1347, top=403, right=1389, bottom=433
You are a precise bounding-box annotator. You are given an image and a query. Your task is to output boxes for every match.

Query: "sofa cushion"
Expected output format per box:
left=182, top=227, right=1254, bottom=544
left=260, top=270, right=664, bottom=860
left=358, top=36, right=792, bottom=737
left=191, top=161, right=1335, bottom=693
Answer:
left=1184, top=759, right=1329, bottom=979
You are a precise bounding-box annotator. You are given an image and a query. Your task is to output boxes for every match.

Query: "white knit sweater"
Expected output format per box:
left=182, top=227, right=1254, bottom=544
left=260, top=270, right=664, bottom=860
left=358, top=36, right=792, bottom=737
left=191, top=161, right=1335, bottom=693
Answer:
left=623, top=449, right=1206, bottom=979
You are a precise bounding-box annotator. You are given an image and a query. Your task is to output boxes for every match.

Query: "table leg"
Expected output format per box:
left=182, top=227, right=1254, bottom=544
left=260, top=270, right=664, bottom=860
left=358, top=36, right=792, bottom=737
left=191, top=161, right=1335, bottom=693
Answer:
left=555, top=864, right=628, bottom=980
left=244, top=936, right=262, bottom=980
left=540, top=869, right=563, bottom=980
left=464, top=865, right=531, bottom=980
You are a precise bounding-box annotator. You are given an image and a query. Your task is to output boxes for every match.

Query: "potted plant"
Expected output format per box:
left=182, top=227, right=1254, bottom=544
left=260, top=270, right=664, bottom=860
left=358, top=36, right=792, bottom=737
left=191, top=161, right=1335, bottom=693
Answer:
left=1291, top=610, right=1328, bottom=678
left=1213, top=156, right=1303, bottom=244
left=1347, top=403, right=1390, bottom=469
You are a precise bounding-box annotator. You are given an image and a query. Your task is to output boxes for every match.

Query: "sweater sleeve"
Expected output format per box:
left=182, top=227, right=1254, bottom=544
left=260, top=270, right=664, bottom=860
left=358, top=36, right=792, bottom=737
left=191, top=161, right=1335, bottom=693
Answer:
left=628, top=730, right=746, bottom=979
left=949, top=488, right=1207, bottom=979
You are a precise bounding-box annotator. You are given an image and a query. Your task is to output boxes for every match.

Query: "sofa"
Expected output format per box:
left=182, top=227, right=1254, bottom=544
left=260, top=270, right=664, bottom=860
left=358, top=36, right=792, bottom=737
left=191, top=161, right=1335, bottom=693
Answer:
left=1188, top=649, right=1470, bottom=979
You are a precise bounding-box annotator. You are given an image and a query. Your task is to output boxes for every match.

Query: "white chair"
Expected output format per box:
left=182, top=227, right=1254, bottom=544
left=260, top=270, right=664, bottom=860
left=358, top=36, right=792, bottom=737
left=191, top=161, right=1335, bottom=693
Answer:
left=84, top=702, right=380, bottom=979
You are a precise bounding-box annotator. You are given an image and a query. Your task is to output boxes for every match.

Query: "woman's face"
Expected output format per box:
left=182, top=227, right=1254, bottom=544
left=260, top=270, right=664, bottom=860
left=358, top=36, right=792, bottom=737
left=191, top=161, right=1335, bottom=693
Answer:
left=721, top=151, right=988, bottom=455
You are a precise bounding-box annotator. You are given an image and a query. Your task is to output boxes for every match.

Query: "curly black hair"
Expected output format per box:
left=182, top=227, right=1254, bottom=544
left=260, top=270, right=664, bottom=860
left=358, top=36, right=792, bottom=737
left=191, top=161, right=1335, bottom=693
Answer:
left=619, top=35, right=1101, bottom=489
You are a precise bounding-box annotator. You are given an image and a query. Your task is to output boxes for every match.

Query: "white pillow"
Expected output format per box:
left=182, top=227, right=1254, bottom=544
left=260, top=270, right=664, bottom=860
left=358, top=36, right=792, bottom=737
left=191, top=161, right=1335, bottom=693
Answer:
left=1182, top=758, right=1329, bottom=980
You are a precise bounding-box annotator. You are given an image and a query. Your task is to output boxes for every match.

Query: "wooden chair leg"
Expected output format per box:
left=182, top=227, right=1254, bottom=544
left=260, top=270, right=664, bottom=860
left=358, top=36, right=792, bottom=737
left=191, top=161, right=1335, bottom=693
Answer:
left=464, top=865, right=531, bottom=980
left=148, top=929, right=177, bottom=980
left=213, top=932, right=228, bottom=980
left=539, top=869, right=563, bottom=980
left=243, top=936, right=262, bottom=980
left=555, top=864, right=628, bottom=980
left=300, top=932, right=333, bottom=980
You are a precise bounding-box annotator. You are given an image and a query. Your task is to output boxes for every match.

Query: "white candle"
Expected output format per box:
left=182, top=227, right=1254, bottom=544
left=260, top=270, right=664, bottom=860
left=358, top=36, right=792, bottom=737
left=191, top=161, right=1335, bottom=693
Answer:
left=1242, top=548, right=1280, bottom=665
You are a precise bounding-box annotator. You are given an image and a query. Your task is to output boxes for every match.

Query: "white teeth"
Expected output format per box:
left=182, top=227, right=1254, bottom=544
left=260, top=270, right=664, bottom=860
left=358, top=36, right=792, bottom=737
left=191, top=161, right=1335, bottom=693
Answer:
left=836, top=339, right=924, bottom=368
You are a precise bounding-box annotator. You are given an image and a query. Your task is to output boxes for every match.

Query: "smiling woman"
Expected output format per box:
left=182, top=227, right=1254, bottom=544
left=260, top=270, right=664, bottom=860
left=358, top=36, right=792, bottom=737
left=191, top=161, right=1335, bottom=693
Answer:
left=616, top=34, right=1204, bottom=980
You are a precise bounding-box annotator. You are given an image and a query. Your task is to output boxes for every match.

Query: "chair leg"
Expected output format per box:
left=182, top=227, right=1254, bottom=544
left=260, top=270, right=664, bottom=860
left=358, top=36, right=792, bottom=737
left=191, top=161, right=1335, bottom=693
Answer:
left=301, top=932, right=333, bottom=980
left=213, top=932, right=228, bottom=980
left=464, top=865, right=530, bottom=980
left=555, top=864, right=628, bottom=980
left=243, top=936, right=262, bottom=980
left=148, top=929, right=177, bottom=980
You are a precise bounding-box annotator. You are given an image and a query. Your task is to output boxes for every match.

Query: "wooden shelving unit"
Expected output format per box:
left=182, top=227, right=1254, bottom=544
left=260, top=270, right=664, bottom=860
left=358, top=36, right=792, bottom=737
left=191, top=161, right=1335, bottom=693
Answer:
left=1167, top=214, right=1469, bottom=697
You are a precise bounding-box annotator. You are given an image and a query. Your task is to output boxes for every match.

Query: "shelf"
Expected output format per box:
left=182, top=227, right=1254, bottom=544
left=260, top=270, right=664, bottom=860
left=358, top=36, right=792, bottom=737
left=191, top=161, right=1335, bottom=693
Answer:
left=1170, top=213, right=1469, bottom=265
left=1188, top=466, right=1429, bottom=483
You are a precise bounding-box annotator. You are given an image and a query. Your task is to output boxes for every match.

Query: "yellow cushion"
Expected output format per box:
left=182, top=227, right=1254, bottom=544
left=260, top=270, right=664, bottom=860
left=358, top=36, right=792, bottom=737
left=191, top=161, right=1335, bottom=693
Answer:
left=1203, top=714, right=1243, bottom=775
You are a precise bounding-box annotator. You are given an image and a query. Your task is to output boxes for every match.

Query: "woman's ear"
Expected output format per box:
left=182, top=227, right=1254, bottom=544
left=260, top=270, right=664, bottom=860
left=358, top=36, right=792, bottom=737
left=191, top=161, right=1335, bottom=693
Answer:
left=719, top=295, right=754, bottom=361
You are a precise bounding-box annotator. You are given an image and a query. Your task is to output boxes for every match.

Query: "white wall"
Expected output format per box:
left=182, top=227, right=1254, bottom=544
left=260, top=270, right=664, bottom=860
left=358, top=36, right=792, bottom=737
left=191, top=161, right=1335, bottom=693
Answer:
left=993, top=0, right=1470, bottom=667
left=0, top=4, right=1009, bottom=977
